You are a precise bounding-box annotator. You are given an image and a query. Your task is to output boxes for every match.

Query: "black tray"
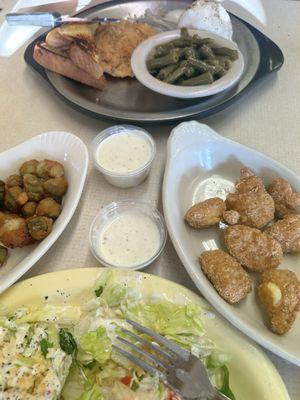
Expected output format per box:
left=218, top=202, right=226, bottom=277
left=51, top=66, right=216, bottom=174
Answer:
left=24, top=0, right=284, bottom=124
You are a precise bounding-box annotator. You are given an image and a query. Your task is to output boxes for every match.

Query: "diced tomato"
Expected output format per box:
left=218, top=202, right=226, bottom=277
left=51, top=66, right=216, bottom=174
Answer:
left=121, top=375, right=132, bottom=386
left=168, top=391, right=182, bottom=400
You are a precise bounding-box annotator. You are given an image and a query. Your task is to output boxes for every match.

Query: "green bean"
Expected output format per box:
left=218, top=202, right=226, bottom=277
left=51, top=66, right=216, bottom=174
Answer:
left=167, top=38, right=191, bottom=48
left=164, top=64, right=189, bottom=84
left=216, top=56, right=232, bottom=70
left=213, top=47, right=239, bottom=60
left=154, top=45, right=171, bottom=58
left=205, top=58, right=220, bottom=67
left=157, top=64, right=179, bottom=80
left=184, top=47, right=197, bottom=59
left=179, top=71, right=214, bottom=86
left=180, top=27, right=191, bottom=40
left=185, top=67, right=196, bottom=78
left=187, top=58, right=208, bottom=73
left=170, top=47, right=186, bottom=59
left=192, top=35, right=215, bottom=47
left=198, top=44, right=215, bottom=59
left=147, top=52, right=180, bottom=70
left=215, top=67, right=227, bottom=79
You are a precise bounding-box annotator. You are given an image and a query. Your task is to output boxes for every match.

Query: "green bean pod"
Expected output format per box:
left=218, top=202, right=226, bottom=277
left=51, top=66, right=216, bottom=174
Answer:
left=217, top=56, right=232, bottom=70
left=198, top=44, right=215, bottom=59
left=164, top=64, right=189, bottom=84
left=154, top=45, right=171, bottom=58
left=215, top=67, right=227, bottom=79
left=170, top=47, right=186, bottom=59
left=184, top=67, right=196, bottom=78
left=147, top=52, right=180, bottom=70
left=167, top=38, right=191, bottom=48
left=187, top=58, right=208, bottom=73
left=184, top=47, right=197, bottom=59
left=213, top=47, right=239, bottom=60
left=192, top=35, right=215, bottom=47
left=180, top=27, right=191, bottom=40
left=157, top=64, right=178, bottom=80
left=179, top=71, right=214, bottom=86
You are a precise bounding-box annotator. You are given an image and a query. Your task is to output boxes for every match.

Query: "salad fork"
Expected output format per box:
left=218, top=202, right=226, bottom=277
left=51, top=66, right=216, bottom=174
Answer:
left=113, top=319, right=231, bottom=400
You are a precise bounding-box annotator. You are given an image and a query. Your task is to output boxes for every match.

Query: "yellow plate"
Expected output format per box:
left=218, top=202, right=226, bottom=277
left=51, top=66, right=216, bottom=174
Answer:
left=0, top=268, right=290, bottom=400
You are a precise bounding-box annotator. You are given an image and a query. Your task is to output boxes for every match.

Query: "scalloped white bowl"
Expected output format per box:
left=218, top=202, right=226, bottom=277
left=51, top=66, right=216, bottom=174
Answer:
left=163, top=121, right=300, bottom=366
left=131, top=29, right=244, bottom=98
left=0, top=131, right=88, bottom=293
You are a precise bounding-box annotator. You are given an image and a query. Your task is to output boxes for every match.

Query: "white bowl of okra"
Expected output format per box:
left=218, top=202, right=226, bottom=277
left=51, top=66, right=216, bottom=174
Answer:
left=131, top=28, right=244, bottom=99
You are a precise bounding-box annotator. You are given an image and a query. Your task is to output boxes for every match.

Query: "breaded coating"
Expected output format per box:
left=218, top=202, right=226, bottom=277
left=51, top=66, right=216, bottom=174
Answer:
left=240, top=167, right=255, bottom=179
left=224, top=225, right=283, bottom=272
left=266, top=214, right=300, bottom=253
left=268, top=178, right=300, bottom=218
left=0, top=180, right=5, bottom=202
left=199, top=250, right=252, bottom=303
left=223, top=210, right=240, bottom=225
left=0, top=212, right=32, bottom=248
left=27, top=216, right=53, bottom=241
left=257, top=269, right=300, bottom=335
left=185, top=197, right=225, bottom=229
left=95, top=21, right=157, bottom=78
left=36, top=198, right=61, bottom=219
left=225, top=169, right=275, bottom=228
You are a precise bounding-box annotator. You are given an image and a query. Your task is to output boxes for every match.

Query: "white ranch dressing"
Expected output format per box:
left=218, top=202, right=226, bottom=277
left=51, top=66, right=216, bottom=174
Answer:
left=98, top=211, right=160, bottom=268
left=96, top=131, right=152, bottom=174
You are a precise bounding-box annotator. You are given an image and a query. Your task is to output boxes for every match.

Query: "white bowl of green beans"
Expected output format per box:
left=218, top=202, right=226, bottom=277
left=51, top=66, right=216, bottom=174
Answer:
left=131, top=28, right=244, bottom=99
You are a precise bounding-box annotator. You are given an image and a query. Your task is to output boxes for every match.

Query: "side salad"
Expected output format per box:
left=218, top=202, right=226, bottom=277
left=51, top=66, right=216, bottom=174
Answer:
left=0, top=270, right=236, bottom=399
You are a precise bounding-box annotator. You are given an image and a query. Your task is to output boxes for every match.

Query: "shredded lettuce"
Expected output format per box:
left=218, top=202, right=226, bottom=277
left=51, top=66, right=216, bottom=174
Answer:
left=77, top=384, right=104, bottom=400
left=14, top=304, right=81, bottom=325
left=79, top=326, right=112, bottom=364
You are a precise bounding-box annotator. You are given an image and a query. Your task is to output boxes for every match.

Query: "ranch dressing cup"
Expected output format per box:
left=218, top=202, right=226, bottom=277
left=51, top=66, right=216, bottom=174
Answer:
left=89, top=200, right=167, bottom=270
left=91, top=125, right=156, bottom=188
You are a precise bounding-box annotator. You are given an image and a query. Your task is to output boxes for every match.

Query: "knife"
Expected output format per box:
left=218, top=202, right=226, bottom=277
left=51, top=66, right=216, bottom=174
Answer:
left=6, top=12, right=120, bottom=27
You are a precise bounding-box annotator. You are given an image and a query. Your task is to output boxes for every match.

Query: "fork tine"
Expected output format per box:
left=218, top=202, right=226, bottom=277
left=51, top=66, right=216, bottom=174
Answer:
left=122, top=328, right=174, bottom=362
left=126, top=319, right=190, bottom=360
left=113, top=344, right=167, bottom=382
left=116, top=335, right=169, bottom=370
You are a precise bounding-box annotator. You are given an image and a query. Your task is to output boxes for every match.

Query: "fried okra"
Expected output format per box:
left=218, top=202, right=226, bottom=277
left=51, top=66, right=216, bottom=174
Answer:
left=23, top=174, right=44, bottom=202
left=43, top=177, right=68, bottom=198
left=21, top=201, right=38, bottom=218
left=36, top=159, right=65, bottom=180
left=225, top=168, right=275, bottom=229
left=6, top=174, right=23, bottom=188
left=0, top=212, right=32, bottom=248
left=266, top=214, right=300, bottom=253
left=4, top=187, right=28, bottom=212
left=257, top=269, right=300, bottom=335
left=268, top=178, right=300, bottom=218
left=185, top=197, right=225, bottom=229
left=36, top=198, right=61, bottom=219
left=27, top=216, right=53, bottom=240
left=224, top=225, right=283, bottom=272
left=19, top=160, right=38, bottom=176
left=0, top=245, right=8, bottom=267
left=0, top=180, right=5, bottom=202
left=199, top=249, right=252, bottom=304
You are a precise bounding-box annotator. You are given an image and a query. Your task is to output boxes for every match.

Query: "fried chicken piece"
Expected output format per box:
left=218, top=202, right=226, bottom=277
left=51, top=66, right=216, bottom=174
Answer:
left=185, top=197, right=225, bottom=229
left=268, top=178, right=300, bottom=218
left=266, top=214, right=300, bottom=253
left=95, top=21, right=157, bottom=77
left=257, top=269, right=300, bottom=335
left=0, top=212, right=32, bottom=248
left=225, top=168, right=275, bottom=228
left=224, top=225, right=283, bottom=272
left=199, top=250, right=252, bottom=303
left=222, top=210, right=240, bottom=225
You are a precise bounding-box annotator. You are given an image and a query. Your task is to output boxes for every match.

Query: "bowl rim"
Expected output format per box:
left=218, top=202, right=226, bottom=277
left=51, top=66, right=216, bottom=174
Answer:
left=89, top=199, right=167, bottom=270
left=91, top=125, right=156, bottom=178
left=131, top=28, right=245, bottom=99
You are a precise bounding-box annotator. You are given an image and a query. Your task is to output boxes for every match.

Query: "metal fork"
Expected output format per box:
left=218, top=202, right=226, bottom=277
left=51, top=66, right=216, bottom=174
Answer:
left=113, top=319, right=230, bottom=400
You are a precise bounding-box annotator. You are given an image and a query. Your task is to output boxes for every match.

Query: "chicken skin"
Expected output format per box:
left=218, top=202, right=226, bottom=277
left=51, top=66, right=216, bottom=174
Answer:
left=224, top=225, right=283, bottom=272
left=225, top=168, right=275, bottom=229
left=199, top=250, right=252, bottom=304
left=266, top=214, right=300, bottom=253
left=185, top=197, right=225, bottom=229
left=257, top=269, right=300, bottom=335
left=268, top=178, right=300, bottom=218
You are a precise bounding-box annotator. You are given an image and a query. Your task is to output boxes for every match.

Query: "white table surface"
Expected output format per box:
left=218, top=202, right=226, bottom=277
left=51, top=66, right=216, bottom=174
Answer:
left=0, top=0, right=299, bottom=398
